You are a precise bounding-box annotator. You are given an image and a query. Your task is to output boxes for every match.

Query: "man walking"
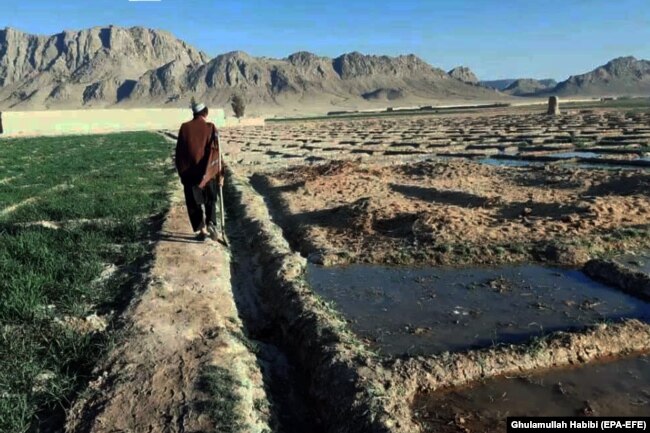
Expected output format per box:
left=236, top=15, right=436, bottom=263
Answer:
left=175, top=101, right=224, bottom=241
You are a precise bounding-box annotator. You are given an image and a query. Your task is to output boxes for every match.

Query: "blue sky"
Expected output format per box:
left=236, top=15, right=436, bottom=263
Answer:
left=3, top=0, right=649, bottom=80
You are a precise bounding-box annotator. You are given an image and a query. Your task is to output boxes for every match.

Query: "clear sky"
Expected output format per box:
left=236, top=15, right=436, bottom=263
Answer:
left=3, top=0, right=649, bottom=80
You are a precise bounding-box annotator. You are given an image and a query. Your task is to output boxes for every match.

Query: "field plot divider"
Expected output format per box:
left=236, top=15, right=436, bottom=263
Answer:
left=227, top=169, right=408, bottom=433
left=390, top=319, right=650, bottom=401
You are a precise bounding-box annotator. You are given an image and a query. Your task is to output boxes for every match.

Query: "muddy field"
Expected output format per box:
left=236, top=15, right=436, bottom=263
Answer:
left=5, top=109, right=650, bottom=433
left=412, top=354, right=650, bottom=432
left=223, top=111, right=650, bottom=269
left=254, top=158, right=649, bottom=267
left=217, top=108, right=650, bottom=432
left=223, top=110, right=650, bottom=171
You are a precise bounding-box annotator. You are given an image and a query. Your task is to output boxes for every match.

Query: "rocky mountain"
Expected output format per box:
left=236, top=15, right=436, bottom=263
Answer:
left=0, top=27, right=506, bottom=112
left=0, top=26, right=209, bottom=109
left=127, top=50, right=504, bottom=111
left=502, top=78, right=557, bottom=96
left=550, top=56, right=650, bottom=97
left=447, top=66, right=479, bottom=85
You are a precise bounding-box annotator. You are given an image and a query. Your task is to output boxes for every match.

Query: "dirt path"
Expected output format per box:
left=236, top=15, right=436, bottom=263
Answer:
left=66, top=184, right=271, bottom=433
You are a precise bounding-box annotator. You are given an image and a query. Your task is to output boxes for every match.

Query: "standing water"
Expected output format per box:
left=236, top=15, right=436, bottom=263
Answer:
left=306, top=264, right=650, bottom=356
left=412, top=355, right=650, bottom=432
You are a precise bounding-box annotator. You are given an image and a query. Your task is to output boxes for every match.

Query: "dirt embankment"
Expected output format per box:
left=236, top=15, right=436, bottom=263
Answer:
left=66, top=176, right=270, bottom=432
left=254, top=159, right=650, bottom=267
left=227, top=169, right=405, bottom=433
left=585, top=259, right=650, bottom=300
left=384, top=320, right=650, bottom=432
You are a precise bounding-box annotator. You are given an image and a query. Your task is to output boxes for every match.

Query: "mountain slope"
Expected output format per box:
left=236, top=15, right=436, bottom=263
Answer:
left=503, top=78, right=557, bottom=96
left=0, top=26, right=506, bottom=112
left=0, top=26, right=208, bottom=108
left=448, top=66, right=479, bottom=84
left=480, top=79, right=516, bottom=90
left=124, top=50, right=505, bottom=111
left=550, top=56, right=650, bottom=97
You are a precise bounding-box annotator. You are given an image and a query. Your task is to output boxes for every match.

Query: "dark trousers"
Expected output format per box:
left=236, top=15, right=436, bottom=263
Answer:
left=182, top=179, right=218, bottom=232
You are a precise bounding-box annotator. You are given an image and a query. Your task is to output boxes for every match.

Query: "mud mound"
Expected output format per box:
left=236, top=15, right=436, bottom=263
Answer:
left=585, top=172, right=650, bottom=196
left=281, top=159, right=363, bottom=182
left=398, top=160, right=499, bottom=182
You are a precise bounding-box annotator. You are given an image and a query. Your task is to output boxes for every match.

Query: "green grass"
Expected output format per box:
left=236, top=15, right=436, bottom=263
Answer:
left=563, top=97, right=650, bottom=112
left=198, top=366, right=245, bottom=433
left=0, top=132, right=174, bottom=432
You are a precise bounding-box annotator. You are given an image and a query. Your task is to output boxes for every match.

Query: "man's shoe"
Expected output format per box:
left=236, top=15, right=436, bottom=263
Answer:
left=196, top=228, right=208, bottom=241
left=207, top=223, right=219, bottom=241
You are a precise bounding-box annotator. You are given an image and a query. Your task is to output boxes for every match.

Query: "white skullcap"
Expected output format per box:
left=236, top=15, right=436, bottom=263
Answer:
left=192, top=102, right=206, bottom=114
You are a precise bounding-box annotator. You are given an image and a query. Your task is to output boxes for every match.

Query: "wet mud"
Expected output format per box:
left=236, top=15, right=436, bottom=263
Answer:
left=412, top=355, right=650, bottom=432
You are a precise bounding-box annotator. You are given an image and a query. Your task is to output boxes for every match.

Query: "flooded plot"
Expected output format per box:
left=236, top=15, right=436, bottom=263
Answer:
left=552, top=151, right=602, bottom=159
left=412, top=355, right=650, bottom=432
left=478, top=157, right=542, bottom=167
left=223, top=110, right=650, bottom=432
left=306, top=264, right=650, bottom=356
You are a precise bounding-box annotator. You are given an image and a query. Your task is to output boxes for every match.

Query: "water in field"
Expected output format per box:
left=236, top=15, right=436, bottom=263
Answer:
left=552, top=151, right=602, bottom=159
left=306, top=264, right=650, bottom=356
left=478, top=157, right=540, bottom=167
left=412, top=355, right=650, bottom=432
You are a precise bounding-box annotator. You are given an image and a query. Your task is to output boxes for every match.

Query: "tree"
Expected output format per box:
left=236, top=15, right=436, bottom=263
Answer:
left=231, top=93, right=246, bottom=119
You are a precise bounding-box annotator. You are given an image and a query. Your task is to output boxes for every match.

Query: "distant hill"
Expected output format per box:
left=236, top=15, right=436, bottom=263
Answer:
left=0, top=26, right=506, bottom=113
left=3, top=26, right=645, bottom=112
left=480, top=79, right=516, bottom=90
left=482, top=56, right=650, bottom=98
left=502, top=78, right=557, bottom=96
left=132, top=50, right=504, bottom=112
left=550, top=56, right=650, bottom=97
left=481, top=78, right=556, bottom=93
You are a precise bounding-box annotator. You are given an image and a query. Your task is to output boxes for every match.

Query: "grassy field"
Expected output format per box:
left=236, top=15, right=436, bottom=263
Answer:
left=0, top=132, right=174, bottom=432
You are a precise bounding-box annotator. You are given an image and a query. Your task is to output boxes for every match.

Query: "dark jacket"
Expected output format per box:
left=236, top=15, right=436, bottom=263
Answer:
left=175, top=117, right=219, bottom=186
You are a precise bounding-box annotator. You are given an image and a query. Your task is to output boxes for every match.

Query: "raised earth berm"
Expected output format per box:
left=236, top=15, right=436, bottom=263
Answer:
left=226, top=169, right=400, bottom=433
left=65, top=139, right=271, bottom=433
left=584, top=251, right=650, bottom=300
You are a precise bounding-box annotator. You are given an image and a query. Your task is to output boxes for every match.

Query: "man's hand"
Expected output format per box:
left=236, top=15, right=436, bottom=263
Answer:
left=219, top=176, right=225, bottom=187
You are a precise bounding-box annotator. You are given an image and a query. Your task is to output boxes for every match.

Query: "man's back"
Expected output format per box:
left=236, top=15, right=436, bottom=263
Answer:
left=175, top=117, right=216, bottom=185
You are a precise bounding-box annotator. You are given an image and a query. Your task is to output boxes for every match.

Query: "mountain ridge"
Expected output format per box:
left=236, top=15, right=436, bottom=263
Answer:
left=0, top=26, right=506, bottom=112
left=1, top=26, right=649, bottom=114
